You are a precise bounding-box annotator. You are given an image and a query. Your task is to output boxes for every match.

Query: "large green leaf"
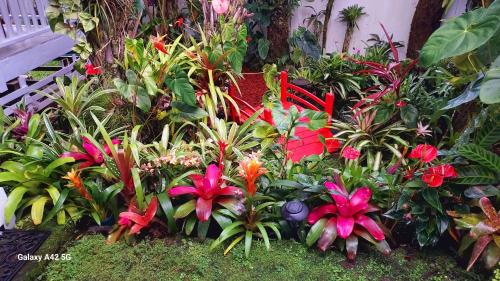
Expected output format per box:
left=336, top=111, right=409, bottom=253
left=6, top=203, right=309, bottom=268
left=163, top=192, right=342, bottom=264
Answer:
left=31, top=196, right=50, bottom=225
left=257, top=38, right=270, bottom=60
left=458, top=144, right=500, bottom=171
left=480, top=56, right=500, bottom=104
left=165, top=67, right=196, bottom=106
left=422, top=189, right=443, bottom=213
left=420, top=5, right=500, bottom=66
left=157, top=192, right=178, bottom=233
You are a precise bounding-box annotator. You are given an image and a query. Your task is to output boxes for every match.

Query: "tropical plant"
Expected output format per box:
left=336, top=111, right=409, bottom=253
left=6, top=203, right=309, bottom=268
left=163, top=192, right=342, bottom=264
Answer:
left=210, top=154, right=281, bottom=257
left=1, top=148, right=76, bottom=225
left=306, top=178, right=390, bottom=260
left=41, top=76, right=113, bottom=127
left=350, top=25, right=417, bottom=115
left=168, top=164, right=245, bottom=238
left=420, top=0, right=500, bottom=104
left=197, top=113, right=261, bottom=174
left=332, top=109, right=410, bottom=171
left=448, top=197, right=500, bottom=270
left=339, top=5, right=366, bottom=53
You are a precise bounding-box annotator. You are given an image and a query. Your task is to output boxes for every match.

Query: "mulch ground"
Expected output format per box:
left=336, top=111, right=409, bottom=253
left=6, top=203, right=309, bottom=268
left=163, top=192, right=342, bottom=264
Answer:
left=234, top=72, right=267, bottom=109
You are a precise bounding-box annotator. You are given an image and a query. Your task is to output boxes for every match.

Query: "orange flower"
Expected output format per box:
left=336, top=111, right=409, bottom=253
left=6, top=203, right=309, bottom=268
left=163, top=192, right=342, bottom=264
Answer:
left=238, top=152, right=267, bottom=196
left=62, top=169, right=92, bottom=201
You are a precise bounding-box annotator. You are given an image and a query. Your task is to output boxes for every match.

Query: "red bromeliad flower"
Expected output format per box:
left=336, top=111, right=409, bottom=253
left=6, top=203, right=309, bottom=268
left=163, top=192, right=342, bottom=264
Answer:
left=61, top=137, right=121, bottom=168
left=308, top=182, right=385, bottom=242
left=118, top=197, right=158, bottom=234
left=395, top=100, right=407, bottom=108
left=85, top=64, right=102, bottom=75
left=408, top=144, right=438, bottom=163
left=151, top=36, right=168, bottom=54
left=168, top=164, right=244, bottom=222
left=175, top=17, right=184, bottom=28
left=422, top=164, right=457, bottom=188
left=342, top=146, right=361, bottom=160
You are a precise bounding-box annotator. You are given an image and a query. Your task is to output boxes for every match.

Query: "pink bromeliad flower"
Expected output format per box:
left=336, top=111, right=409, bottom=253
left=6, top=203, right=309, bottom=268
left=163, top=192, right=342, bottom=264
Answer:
left=168, top=164, right=244, bottom=222
left=61, top=137, right=120, bottom=168
left=308, top=182, right=384, bottom=241
left=306, top=178, right=390, bottom=260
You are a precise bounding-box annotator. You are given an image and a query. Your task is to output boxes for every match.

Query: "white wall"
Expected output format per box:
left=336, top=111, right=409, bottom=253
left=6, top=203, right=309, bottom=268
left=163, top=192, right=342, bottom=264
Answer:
left=291, top=0, right=420, bottom=57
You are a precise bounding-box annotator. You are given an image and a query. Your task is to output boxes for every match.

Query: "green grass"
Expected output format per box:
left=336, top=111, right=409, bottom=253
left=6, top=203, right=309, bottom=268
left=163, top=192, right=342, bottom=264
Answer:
left=42, top=235, right=484, bottom=281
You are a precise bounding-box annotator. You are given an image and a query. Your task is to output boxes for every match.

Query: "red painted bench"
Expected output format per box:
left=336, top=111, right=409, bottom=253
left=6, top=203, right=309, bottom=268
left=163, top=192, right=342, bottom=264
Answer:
left=229, top=71, right=340, bottom=162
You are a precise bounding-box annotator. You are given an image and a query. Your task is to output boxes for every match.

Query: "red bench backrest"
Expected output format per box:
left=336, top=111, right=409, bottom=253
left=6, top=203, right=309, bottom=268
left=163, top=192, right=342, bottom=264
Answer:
left=280, top=71, right=334, bottom=122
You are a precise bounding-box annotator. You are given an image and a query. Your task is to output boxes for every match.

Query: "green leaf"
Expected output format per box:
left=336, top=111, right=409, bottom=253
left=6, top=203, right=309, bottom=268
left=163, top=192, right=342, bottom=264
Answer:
left=400, top=104, right=418, bottom=128
left=157, top=193, right=178, bottom=233
left=173, top=199, right=196, bottom=219
left=458, top=144, right=500, bottom=171
left=256, top=222, right=270, bottom=250
left=44, top=157, right=74, bottom=177
left=31, top=196, right=50, bottom=225
left=476, top=119, right=500, bottom=148
left=306, top=218, right=327, bottom=247
left=165, top=66, right=196, bottom=106
left=455, top=165, right=498, bottom=185
left=420, top=6, right=500, bottom=66
left=170, top=102, right=208, bottom=122
left=41, top=189, right=69, bottom=226
left=480, top=56, right=500, bottom=104
left=422, top=189, right=443, bottom=213
left=4, top=186, right=29, bottom=221
left=245, top=230, right=253, bottom=257
left=257, top=38, right=270, bottom=60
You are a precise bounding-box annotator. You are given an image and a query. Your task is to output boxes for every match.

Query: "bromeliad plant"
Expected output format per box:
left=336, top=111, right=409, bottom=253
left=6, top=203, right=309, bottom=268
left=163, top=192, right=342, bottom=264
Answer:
left=306, top=176, right=390, bottom=260
left=168, top=164, right=245, bottom=238
left=350, top=24, right=417, bottom=116
left=210, top=153, right=281, bottom=257
left=448, top=197, right=500, bottom=271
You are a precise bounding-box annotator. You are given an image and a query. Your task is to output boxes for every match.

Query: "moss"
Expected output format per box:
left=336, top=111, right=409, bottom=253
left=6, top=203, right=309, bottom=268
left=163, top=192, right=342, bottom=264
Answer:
left=14, top=222, right=76, bottom=281
left=43, top=235, right=483, bottom=281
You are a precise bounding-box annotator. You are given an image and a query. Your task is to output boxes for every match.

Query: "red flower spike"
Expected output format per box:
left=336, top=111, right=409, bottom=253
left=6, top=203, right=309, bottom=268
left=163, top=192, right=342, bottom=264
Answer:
left=169, top=164, right=244, bottom=222
left=408, top=144, right=438, bottom=163
left=175, top=17, right=184, bottom=28
left=395, top=100, right=407, bottom=108
left=85, top=64, right=102, bottom=75
left=151, top=36, right=168, bottom=54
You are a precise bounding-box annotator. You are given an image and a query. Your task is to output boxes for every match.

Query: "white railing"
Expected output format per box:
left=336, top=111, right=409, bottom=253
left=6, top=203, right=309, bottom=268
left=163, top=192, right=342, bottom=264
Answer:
left=0, top=0, right=50, bottom=47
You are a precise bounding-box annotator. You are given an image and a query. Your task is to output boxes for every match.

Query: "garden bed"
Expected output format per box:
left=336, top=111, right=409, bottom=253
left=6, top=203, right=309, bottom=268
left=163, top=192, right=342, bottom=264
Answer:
left=42, top=235, right=485, bottom=281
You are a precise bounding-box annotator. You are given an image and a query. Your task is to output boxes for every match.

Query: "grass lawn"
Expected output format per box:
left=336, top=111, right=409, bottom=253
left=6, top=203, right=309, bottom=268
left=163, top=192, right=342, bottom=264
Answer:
left=42, top=235, right=485, bottom=281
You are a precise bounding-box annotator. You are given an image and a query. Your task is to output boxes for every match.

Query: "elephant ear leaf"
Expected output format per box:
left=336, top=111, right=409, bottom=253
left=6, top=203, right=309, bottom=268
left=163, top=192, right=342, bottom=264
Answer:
left=420, top=5, right=500, bottom=66
left=480, top=56, right=500, bottom=104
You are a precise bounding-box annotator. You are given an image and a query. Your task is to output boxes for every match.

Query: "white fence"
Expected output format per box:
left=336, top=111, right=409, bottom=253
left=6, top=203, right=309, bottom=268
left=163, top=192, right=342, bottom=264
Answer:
left=0, top=0, right=50, bottom=48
